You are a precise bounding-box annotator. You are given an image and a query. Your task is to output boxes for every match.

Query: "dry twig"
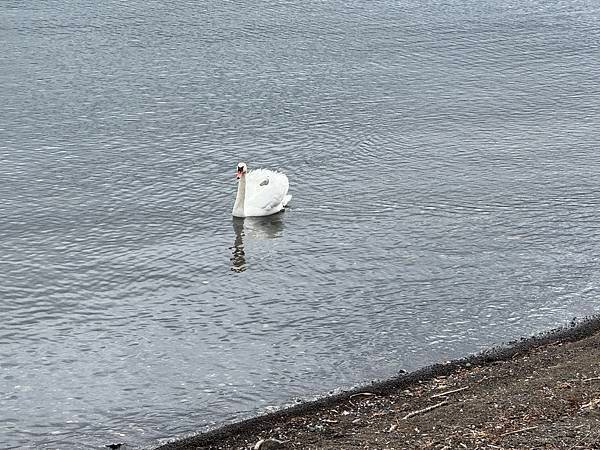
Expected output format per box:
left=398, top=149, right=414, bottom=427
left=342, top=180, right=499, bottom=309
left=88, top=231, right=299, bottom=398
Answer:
left=386, top=423, right=398, bottom=433
left=500, top=425, right=539, bottom=437
left=431, top=386, right=469, bottom=399
left=402, top=401, right=448, bottom=420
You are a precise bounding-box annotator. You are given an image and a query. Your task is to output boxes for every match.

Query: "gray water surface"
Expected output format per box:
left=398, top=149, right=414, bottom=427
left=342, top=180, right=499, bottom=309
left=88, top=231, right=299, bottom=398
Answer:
left=2, top=0, right=600, bottom=448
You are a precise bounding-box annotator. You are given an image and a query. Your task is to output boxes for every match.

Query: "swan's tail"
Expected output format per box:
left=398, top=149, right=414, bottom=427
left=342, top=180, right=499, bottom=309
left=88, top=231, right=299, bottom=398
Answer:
left=283, top=194, right=292, bottom=207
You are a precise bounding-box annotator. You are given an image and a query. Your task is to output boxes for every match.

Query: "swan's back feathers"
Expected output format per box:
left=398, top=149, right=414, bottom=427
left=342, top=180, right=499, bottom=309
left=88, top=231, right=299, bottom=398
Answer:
left=245, top=168, right=290, bottom=214
left=246, top=168, right=288, bottom=187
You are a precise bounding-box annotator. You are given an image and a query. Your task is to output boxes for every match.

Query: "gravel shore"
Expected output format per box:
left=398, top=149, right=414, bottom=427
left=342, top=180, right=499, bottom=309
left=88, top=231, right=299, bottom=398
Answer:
left=156, top=318, right=600, bottom=450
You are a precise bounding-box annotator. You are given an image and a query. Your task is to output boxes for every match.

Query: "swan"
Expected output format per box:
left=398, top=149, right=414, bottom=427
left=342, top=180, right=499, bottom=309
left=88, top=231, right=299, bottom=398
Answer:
left=232, top=162, right=292, bottom=217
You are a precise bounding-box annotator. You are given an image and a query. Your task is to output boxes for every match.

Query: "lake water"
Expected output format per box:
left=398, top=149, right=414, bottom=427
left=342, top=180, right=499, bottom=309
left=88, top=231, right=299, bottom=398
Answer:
left=2, top=0, right=600, bottom=448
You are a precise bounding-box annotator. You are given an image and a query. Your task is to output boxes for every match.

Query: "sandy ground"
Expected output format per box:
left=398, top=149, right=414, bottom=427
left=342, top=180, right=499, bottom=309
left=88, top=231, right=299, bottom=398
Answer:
left=156, top=320, right=600, bottom=450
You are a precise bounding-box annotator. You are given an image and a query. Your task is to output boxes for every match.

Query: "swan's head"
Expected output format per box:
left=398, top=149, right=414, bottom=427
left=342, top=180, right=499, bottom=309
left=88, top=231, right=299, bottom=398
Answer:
left=236, top=162, right=247, bottom=180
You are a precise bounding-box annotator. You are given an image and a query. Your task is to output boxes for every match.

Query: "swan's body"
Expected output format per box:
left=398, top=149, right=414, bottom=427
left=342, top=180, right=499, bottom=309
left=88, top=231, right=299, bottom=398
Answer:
left=232, top=163, right=292, bottom=218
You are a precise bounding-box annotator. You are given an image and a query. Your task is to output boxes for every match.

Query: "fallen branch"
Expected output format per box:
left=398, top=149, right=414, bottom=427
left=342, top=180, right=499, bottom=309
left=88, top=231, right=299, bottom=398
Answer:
left=431, top=386, right=468, bottom=399
left=402, top=401, right=448, bottom=420
left=500, top=425, right=539, bottom=437
left=582, top=377, right=600, bottom=382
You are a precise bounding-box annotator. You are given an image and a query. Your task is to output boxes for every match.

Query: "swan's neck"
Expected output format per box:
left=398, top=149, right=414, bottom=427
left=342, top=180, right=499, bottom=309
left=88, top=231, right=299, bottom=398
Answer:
left=233, top=175, right=246, bottom=216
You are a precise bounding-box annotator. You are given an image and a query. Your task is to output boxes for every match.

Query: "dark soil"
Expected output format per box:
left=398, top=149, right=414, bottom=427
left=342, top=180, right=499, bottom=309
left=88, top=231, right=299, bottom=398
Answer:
left=156, top=320, right=600, bottom=450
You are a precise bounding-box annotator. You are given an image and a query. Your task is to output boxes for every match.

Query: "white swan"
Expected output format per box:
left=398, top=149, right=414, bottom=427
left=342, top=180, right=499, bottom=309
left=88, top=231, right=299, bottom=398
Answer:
left=232, top=162, right=292, bottom=218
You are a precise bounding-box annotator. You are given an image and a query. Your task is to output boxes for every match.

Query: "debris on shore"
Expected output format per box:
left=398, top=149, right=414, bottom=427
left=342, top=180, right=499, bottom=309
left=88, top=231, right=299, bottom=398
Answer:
left=157, top=325, right=600, bottom=449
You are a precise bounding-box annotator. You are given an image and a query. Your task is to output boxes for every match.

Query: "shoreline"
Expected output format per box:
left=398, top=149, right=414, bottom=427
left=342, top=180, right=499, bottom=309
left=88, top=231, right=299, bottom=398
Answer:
left=155, top=316, right=600, bottom=449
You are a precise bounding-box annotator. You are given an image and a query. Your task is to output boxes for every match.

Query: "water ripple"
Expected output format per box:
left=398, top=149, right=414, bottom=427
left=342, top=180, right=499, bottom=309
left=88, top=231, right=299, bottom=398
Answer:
left=2, top=0, right=600, bottom=448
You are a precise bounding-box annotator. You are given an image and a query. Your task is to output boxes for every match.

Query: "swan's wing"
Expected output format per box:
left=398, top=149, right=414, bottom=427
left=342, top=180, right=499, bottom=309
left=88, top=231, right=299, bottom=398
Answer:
left=245, top=169, right=290, bottom=212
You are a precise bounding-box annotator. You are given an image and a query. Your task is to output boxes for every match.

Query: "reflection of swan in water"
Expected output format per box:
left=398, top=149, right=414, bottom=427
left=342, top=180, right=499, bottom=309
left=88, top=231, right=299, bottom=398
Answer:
left=230, top=218, right=246, bottom=273
left=230, top=213, right=285, bottom=272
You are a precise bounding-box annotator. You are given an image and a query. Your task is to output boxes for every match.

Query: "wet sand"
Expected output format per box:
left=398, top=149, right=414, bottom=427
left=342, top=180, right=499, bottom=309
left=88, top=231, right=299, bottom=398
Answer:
left=156, top=318, right=600, bottom=450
